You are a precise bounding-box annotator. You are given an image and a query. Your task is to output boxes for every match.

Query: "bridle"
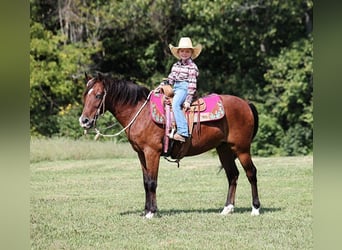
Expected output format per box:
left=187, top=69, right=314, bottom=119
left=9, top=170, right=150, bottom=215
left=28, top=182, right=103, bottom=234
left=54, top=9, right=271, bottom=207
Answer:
left=85, top=86, right=153, bottom=140
left=84, top=76, right=108, bottom=126
left=93, top=89, right=107, bottom=123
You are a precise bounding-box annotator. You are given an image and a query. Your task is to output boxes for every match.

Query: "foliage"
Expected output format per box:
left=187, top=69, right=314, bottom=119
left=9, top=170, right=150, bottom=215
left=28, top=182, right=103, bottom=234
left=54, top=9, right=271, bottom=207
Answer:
left=281, top=123, right=313, bottom=156
left=30, top=0, right=313, bottom=156
left=251, top=111, right=285, bottom=157
left=56, top=103, right=83, bottom=139
left=263, top=36, right=313, bottom=155
left=30, top=21, right=101, bottom=135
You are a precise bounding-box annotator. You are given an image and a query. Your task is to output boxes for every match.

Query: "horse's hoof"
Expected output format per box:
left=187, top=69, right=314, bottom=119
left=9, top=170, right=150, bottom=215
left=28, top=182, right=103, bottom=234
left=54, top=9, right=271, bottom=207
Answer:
left=221, top=204, right=234, bottom=215
left=251, top=206, right=260, bottom=216
left=145, top=211, right=154, bottom=219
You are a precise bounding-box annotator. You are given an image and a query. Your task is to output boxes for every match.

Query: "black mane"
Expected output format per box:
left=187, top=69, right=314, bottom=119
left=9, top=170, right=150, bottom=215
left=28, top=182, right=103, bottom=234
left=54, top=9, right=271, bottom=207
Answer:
left=92, top=74, right=150, bottom=106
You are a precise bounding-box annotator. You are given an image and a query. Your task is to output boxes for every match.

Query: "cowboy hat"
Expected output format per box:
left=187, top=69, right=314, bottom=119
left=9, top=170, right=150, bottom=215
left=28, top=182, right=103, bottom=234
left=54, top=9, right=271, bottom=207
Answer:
left=169, top=37, right=202, bottom=60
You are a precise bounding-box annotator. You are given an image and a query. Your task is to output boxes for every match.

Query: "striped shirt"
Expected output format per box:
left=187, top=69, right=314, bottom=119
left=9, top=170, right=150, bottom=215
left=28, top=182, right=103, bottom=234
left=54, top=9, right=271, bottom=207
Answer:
left=168, top=58, right=199, bottom=104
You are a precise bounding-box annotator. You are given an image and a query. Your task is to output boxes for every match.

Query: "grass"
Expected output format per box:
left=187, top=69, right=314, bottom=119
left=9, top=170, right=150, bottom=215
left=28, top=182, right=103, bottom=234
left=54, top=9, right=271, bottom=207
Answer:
left=30, top=138, right=313, bottom=249
left=30, top=137, right=136, bottom=162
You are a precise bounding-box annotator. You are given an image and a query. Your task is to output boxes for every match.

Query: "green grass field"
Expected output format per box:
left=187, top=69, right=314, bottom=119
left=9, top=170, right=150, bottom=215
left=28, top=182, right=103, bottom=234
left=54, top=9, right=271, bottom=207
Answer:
left=30, top=138, right=313, bottom=249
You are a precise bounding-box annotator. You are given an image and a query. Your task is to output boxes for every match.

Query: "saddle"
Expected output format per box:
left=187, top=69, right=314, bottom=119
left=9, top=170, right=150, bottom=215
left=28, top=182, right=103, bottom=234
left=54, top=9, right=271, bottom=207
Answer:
left=150, top=90, right=224, bottom=125
left=150, top=87, right=225, bottom=160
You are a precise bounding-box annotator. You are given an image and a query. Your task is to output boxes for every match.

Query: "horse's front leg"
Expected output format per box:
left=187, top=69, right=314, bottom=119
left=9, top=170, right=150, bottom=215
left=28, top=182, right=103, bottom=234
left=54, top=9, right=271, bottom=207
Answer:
left=138, top=150, right=160, bottom=219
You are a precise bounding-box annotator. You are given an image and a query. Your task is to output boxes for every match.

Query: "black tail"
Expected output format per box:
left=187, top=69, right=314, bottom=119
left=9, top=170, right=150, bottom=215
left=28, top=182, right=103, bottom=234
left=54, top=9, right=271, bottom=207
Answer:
left=248, top=103, right=259, bottom=139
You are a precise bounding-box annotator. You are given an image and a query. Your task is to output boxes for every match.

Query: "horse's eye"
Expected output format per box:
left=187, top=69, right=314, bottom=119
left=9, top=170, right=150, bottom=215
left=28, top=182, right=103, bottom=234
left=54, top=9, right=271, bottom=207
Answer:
left=95, top=94, right=103, bottom=99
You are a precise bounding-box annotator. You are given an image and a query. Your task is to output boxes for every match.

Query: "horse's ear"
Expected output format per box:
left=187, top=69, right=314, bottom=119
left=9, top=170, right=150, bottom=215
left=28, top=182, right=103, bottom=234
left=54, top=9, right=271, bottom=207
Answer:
left=97, top=72, right=103, bottom=81
left=84, top=72, right=92, bottom=83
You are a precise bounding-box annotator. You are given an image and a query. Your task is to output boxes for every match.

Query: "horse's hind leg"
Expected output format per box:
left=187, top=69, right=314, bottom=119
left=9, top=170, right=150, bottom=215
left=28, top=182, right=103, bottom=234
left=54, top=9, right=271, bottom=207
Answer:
left=216, top=143, right=239, bottom=215
left=237, top=152, right=261, bottom=215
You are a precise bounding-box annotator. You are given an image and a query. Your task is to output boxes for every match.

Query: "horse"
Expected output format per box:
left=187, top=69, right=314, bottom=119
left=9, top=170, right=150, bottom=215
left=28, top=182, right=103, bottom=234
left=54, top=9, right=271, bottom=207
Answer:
left=79, top=73, right=261, bottom=218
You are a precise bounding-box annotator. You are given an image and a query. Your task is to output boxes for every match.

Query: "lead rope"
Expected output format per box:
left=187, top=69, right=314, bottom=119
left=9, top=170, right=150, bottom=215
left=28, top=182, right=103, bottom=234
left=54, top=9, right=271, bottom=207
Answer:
left=93, top=90, right=153, bottom=140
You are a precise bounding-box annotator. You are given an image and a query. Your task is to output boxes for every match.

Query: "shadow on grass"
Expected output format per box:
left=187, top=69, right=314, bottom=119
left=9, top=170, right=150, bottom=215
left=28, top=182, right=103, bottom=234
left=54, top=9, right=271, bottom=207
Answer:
left=120, top=206, right=281, bottom=217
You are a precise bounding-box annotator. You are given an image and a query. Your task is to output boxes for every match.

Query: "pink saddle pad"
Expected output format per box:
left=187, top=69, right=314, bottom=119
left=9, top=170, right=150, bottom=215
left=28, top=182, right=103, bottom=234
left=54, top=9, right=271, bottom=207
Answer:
left=150, top=93, right=224, bottom=124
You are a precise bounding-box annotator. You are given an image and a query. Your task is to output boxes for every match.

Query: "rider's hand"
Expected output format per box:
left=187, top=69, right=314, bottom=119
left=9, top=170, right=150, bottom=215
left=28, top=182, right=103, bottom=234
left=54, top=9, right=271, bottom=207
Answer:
left=154, top=86, right=161, bottom=94
left=183, top=101, right=191, bottom=110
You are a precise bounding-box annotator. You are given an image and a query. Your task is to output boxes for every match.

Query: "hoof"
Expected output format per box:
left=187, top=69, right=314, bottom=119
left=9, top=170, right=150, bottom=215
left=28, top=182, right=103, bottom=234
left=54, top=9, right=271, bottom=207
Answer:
left=251, top=206, right=260, bottom=216
left=145, top=211, right=154, bottom=219
left=221, top=204, right=234, bottom=215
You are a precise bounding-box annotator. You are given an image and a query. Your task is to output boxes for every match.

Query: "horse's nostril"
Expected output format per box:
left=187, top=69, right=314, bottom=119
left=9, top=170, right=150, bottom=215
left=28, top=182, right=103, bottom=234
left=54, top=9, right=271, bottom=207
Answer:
left=82, top=117, right=89, bottom=124
left=79, top=115, right=91, bottom=127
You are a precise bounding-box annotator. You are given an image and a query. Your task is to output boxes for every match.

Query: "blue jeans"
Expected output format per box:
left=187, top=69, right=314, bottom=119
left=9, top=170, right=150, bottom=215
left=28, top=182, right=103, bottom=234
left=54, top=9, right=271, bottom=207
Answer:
left=172, top=81, right=189, bottom=137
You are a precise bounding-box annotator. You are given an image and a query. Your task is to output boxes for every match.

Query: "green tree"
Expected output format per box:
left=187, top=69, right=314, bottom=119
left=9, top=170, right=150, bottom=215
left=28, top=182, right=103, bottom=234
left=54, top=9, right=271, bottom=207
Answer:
left=251, top=110, right=285, bottom=156
left=30, top=21, right=100, bottom=136
left=263, top=36, right=313, bottom=155
left=196, top=1, right=311, bottom=99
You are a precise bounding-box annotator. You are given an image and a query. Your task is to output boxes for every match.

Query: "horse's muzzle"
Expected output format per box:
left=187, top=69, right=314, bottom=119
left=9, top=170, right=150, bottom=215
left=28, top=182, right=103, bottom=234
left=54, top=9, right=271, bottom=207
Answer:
left=79, top=115, right=94, bottom=129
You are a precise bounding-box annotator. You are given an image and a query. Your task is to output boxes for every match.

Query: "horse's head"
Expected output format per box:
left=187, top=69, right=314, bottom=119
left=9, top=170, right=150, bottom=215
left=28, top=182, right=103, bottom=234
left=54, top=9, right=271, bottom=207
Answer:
left=79, top=73, right=107, bottom=130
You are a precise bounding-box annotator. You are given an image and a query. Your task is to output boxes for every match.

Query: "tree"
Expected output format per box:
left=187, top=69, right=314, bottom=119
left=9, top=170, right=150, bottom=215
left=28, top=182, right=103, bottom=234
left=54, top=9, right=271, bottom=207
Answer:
left=263, top=36, right=313, bottom=155
left=30, top=21, right=100, bottom=136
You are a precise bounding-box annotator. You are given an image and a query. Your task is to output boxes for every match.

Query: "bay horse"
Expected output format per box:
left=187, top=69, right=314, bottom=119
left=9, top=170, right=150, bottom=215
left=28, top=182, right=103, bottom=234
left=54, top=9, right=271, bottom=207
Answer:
left=79, top=73, right=261, bottom=218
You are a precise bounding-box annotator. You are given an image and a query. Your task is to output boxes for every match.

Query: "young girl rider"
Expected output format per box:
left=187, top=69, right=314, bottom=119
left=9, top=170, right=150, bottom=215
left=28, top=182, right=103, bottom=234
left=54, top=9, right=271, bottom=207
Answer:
left=162, top=37, right=202, bottom=142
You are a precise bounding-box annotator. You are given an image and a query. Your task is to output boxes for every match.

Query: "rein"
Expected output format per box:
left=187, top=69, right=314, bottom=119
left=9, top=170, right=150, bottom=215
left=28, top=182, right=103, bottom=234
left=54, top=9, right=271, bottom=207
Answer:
left=92, top=90, right=153, bottom=140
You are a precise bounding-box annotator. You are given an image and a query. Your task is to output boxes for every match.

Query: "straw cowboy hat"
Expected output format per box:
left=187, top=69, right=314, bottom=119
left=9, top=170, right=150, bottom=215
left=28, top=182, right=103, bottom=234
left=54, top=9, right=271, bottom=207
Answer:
left=169, top=37, right=202, bottom=60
